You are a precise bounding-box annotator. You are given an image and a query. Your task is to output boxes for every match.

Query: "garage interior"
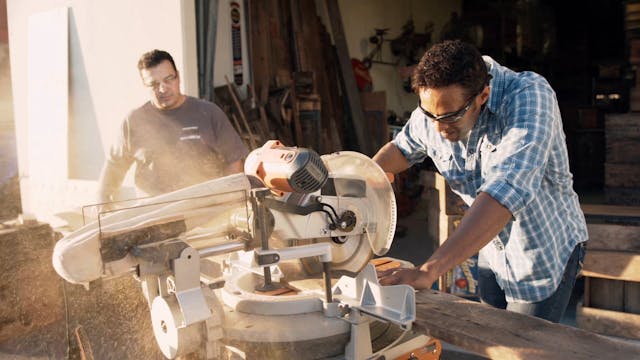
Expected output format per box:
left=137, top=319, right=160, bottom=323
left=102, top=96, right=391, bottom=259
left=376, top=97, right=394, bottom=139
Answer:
left=1, top=0, right=640, bottom=359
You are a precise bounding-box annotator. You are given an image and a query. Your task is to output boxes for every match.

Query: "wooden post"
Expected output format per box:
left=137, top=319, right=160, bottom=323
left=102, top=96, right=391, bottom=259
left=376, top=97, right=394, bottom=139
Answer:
left=325, top=0, right=371, bottom=155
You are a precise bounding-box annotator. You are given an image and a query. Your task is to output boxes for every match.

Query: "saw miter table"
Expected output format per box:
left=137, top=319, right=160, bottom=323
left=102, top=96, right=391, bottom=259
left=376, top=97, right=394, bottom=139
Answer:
left=52, top=140, right=441, bottom=360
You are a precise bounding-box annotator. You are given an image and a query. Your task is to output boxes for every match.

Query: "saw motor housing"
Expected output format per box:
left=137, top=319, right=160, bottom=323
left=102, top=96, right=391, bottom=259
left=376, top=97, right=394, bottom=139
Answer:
left=244, top=140, right=328, bottom=195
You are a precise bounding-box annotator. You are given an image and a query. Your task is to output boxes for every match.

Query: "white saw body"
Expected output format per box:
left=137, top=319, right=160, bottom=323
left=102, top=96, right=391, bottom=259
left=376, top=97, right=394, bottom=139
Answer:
left=52, top=141, right=441, bottom=360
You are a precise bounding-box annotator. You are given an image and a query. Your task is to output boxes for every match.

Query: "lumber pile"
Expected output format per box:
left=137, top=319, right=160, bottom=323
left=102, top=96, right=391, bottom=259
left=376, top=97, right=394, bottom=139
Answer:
left=578, top=204, right=640, bottom=340
left=226, top=0, right=342, bottom=154
left=604, top=113, right=640, bottom=205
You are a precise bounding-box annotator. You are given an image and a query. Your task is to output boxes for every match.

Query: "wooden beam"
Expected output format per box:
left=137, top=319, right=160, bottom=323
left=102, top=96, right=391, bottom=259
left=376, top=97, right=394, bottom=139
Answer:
left=581, top=203, right=640, bottom=223
left=577, top=305, right=640, bottom=340
left=582, top=250, right=640, bottom=282
left=325, top=0, right=370, bottom=155
left=413, top=290, right=640, bottom=359
left=587, top=223, right=640, bottom=251
left=605, top=163, right=640, bottom=188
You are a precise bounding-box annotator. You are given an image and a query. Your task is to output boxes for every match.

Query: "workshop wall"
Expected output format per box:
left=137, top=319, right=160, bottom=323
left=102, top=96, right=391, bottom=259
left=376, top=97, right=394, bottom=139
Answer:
left=332, top=0, right=461, bottom=117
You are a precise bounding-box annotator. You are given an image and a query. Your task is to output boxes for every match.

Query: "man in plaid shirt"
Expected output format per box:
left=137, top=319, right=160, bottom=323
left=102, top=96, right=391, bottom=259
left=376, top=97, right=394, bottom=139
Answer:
left=374, top=40, right=588, bottom=322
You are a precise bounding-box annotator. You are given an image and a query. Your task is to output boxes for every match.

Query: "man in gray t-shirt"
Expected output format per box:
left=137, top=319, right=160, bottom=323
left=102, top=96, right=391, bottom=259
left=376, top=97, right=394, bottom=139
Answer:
left=98, top=49, right=249, bottom=202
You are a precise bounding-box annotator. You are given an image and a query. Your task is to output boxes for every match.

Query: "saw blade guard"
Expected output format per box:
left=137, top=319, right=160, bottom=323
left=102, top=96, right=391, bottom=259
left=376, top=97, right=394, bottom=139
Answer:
left=321, top=151, right=397, bottom=256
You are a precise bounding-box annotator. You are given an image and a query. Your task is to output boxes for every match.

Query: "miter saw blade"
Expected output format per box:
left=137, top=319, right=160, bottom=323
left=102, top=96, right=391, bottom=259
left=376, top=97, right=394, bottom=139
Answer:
left=295, top=152, right=397, bottom=275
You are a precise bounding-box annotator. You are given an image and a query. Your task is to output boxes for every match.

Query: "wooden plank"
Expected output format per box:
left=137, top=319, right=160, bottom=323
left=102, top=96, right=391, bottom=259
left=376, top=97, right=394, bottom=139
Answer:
left=325, top=0, right=370, bottom=156
left=246, top=0, right=272, bottom=104
left=605, top=163, right=640, bottom=188
left=439, top=214, right=462, bottom=246
left=581, top=203, right=640, bottom=217
left=435, top=172, right=467, bottom=215
left=581, top=203, right=640, bottom=225
left=360, top=91, right=389, bottom=152
left=605, top=187, right=640, bottom=207
left=576, top=304, right=640, bottom=340
left=587, top=223, right=640, bottom=251
left=268, top=0, right=292, bottom=87
left=605, top=113, right=640, bottom=138
left=588, top=277, right=624, bottom=311
left=606, top=139, right=640, bottom=164
left=413, top=290, right=640, bottom=359
left=582, top=250, right=640, bottom=282
left=625, top=281, right=640, bottom=314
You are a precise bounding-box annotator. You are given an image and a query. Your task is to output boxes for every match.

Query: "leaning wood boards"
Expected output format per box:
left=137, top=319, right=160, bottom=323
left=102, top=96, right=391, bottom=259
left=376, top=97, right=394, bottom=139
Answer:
left=579, top=203, right=640, bottom=340
left=604, top=113, right=640, bottom=205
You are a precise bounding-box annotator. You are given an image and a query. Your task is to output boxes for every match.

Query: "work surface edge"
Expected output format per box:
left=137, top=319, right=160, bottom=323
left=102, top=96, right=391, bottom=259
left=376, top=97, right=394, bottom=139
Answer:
left=413, top=290, right=640, bottom=360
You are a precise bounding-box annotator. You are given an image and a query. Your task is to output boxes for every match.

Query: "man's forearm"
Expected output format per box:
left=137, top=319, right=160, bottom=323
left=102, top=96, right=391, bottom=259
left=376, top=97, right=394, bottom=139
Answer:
left=420, top=192, right=513, bottom=277
left=373, top=142, right=410, bottom=174
left=97, top=161, right=128, bottom=203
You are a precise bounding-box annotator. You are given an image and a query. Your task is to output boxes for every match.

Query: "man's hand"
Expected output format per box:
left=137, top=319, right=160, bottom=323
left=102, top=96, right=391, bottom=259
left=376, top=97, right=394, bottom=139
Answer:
left=377, top=267, right=437, bottom=290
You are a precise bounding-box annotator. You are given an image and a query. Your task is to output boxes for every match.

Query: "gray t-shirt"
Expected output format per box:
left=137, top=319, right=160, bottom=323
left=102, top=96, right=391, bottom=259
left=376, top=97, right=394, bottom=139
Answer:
left=99, top=96, right=249, bottom=198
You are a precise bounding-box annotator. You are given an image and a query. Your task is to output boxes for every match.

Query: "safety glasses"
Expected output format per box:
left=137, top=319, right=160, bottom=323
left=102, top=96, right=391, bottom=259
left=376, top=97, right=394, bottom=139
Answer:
left=417, top=92, right=477, bottom=124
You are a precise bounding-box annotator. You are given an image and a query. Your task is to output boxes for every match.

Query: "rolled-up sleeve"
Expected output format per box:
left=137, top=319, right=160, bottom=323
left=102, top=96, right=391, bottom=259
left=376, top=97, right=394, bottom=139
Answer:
left=478, top=83, right=557, bottom=216
left=392, top=110, right=430, bottom=165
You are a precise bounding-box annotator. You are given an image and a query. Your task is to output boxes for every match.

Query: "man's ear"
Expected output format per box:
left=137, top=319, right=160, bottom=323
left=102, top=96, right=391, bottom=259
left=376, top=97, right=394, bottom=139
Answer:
left=480, top=85, right=491, bottom=104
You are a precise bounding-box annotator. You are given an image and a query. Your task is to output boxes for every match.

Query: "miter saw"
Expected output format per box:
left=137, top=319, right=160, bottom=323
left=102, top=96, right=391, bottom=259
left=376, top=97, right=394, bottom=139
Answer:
left=52, top=140, right=441, bottom=360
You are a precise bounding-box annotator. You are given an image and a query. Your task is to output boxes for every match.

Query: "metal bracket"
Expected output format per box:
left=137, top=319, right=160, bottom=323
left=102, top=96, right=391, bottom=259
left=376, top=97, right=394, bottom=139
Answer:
left=172, top=246, right=212, bottom=326
left=333, top=263, right=415, bottom=329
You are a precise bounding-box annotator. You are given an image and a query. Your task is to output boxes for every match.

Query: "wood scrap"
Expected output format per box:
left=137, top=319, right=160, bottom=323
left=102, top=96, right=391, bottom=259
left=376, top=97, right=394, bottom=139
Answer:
left=75, top=325, right=95, bottom=360
left=232, top=113, right=257, bottom=149
left=248, top=83, right=273, bottom=140
left=225, top=75, right=259, bottom=149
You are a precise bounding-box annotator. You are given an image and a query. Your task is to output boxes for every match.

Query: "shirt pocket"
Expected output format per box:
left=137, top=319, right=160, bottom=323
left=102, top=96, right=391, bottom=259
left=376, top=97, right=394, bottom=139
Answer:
left=479, top=137, right=499, bottom=178
left=427, top=147, right=453, bottom=173
left=428, top=147, right=469, bottom=190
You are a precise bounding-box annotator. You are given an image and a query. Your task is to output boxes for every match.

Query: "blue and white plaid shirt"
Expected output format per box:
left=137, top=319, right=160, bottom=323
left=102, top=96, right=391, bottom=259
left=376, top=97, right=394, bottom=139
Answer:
left=393, top=56, right=588, bottom=302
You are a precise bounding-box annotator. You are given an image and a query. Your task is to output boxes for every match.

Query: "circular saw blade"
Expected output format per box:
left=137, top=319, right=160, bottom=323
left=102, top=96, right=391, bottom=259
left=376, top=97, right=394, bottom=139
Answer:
left=321, top=151, right=397, bottom=257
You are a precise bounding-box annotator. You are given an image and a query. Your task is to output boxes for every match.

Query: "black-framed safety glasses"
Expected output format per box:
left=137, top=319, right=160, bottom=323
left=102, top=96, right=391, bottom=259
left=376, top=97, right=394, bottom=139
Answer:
left=418, top=74, right=492, bottom=124
left=417, top=92, right=478, bottom=124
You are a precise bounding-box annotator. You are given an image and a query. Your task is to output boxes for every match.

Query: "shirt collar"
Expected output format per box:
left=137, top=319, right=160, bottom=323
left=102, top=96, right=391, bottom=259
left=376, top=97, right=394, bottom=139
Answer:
left=483, top=55, right=503, bottom=114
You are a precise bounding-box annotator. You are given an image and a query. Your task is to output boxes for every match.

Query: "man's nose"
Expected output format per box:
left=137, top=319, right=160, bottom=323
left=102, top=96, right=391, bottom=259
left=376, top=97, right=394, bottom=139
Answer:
left=435, top=122, right=451, bottom=131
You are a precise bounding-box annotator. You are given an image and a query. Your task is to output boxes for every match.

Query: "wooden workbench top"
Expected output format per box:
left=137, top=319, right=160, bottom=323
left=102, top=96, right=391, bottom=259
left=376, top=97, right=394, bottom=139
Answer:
left=413, top=290, right=640, bottom=359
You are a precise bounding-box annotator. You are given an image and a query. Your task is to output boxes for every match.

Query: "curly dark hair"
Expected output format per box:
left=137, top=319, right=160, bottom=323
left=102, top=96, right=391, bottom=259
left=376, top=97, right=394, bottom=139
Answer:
left=411, top=40, right=489, bottom=97
left=137, top=49, right=177, bottom=72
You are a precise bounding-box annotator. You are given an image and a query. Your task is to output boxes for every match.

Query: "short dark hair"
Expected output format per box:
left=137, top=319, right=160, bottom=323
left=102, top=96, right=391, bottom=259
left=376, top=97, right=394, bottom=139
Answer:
left=137, top=49, right=177, bottom=72
left=411, top=40, right=489, bottom=97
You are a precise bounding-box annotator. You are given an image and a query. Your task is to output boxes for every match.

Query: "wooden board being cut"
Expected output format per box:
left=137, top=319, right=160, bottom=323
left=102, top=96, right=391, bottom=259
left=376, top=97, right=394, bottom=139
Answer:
left=412, top=290, right=640, bottom=359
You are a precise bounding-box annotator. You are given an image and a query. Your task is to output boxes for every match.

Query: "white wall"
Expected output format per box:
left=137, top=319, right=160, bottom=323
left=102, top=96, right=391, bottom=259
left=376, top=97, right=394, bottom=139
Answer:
left=7, top=0, right=198, bottom=225
left=330, top=0, right=462, bottom=116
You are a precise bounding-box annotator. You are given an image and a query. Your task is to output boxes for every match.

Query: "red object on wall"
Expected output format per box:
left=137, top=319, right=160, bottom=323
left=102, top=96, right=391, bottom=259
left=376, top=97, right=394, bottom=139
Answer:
left=351, top=58, right=373, bottom=92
